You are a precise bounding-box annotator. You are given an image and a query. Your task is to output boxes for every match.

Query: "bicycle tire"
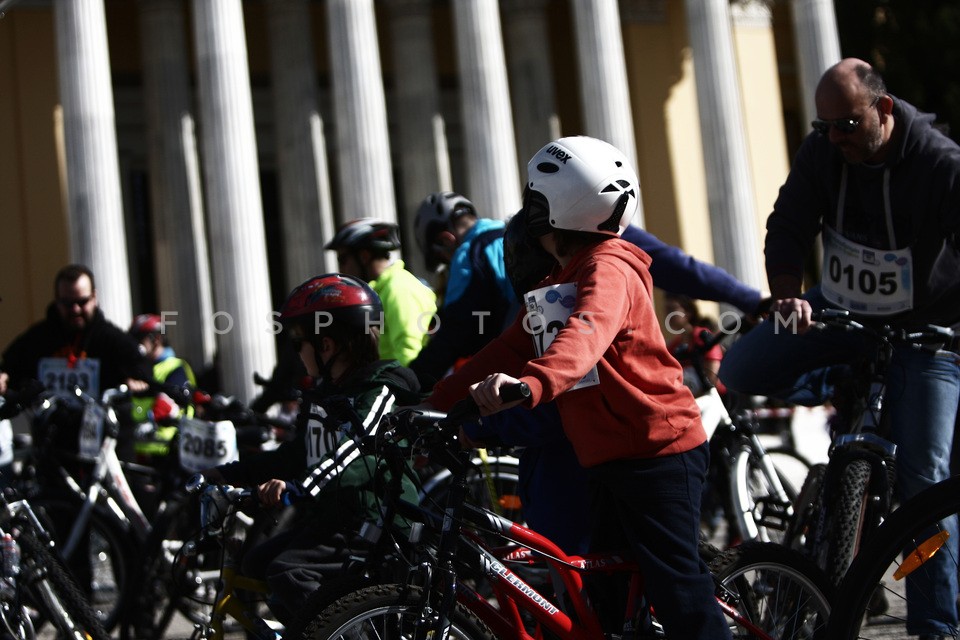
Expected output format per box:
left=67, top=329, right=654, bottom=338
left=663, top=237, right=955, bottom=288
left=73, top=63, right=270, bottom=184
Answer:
left=821, top=459, right=872, bottom=585
left=17, top=526, right=112, bottom=640
left=825, top=474, right=960, bottom=640
left=784, top=463, right=827, bottom=554
left=283, top=575, right=374, bottom=640
left=300, top=583, right=495, bottom=640
left=708, top=541, right=832, bottom=639
left=729, top=445, right=806, bottom=543
left=419, top=457, right=523, bottom=524
left=31, top=496, right=134, bottom=632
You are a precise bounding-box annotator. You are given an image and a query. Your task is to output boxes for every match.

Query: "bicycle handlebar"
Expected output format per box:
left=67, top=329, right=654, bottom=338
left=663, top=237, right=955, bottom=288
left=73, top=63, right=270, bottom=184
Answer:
left=810, top=310, right=956, bottom=355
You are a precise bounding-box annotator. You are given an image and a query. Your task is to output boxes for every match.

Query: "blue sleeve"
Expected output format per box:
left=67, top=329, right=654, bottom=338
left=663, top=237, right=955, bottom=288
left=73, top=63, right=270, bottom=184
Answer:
left=621, top=225, right=762, bottom=314
left=464, top=402, right=565, bottom=448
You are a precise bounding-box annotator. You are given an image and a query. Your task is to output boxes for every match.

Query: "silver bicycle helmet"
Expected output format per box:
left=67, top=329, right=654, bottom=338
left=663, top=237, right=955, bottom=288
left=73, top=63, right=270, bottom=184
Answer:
left=414, top=191, right=477, bottom=271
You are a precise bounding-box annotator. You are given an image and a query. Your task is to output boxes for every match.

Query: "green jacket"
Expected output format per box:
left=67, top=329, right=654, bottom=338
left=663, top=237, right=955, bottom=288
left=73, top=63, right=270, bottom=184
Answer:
left=219, top=359, right=423, bottom=533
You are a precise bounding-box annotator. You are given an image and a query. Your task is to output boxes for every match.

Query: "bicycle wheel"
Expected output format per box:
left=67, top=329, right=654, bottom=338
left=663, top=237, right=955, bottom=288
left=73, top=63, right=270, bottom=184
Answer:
left=16, top=526, right=112, bottom=640
left=783, top=463, right=827, bottom=554
left=31, top=497, right=134, bottom=632
left=708, top=541, right=832, bottom=640
left=729, top=445, right=807, bottom=543
left=419, top=456, right=523, bottom=524
left=821, top=459, right=872, bottom=585
left=300, top=583, right=495, bottom=640
left=826, top=475, right=960, bottom=640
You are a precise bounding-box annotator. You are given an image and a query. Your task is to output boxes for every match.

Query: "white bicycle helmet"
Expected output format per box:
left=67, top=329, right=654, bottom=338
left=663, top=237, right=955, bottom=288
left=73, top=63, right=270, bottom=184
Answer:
left=524, top=136, right=639, bottom=237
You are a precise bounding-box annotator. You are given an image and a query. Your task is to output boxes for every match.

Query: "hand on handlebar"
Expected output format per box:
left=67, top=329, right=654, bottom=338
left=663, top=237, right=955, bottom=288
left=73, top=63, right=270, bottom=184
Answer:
left=256, top=478, right=288, bottom=507
left=469, top=373, right=527, bottom=416
left=771, top=297, right=815, bottom=334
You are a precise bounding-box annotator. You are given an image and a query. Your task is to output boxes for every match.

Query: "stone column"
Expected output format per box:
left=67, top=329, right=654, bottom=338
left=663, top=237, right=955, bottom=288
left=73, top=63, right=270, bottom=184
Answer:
left=570, top=0, right=643, bottom=226
left=791, top=0, right=842, bottom=127
left=384, top=0, right=446, bottom=274
left=138, top=0, right=216, bottom=370
left=683, top=0, right=764, bottom=290
left=191, top=0, right=276, bottom=402
left=266, top=0, right=336, bottom=290
left=451, top=0, right=521, bottom=220
left=326, top=0, right=397, bottom=224
left=54, top=0, right=132, bottom=325
left=502, top=0, right=560, bottom=170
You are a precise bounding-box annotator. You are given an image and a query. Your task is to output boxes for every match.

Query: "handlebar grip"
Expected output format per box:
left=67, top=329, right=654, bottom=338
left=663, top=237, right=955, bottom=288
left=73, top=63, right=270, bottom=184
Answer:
left=444, top=382, right=531, bottom=425
left=500, top=381, right=532, bottom=404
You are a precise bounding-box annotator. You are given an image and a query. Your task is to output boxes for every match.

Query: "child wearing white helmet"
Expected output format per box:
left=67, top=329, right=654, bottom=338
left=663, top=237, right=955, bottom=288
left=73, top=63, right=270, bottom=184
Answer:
left=425, top=136, right=731, bottom=638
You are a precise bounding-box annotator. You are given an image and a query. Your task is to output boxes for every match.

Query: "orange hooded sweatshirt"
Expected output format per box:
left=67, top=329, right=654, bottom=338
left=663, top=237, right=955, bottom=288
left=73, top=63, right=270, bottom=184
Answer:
left=429, top=237, right=706, bottom=468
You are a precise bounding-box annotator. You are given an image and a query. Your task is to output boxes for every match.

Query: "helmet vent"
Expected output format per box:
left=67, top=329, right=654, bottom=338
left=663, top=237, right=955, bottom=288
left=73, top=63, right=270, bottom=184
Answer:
left=596, top=192, right=630, bottom=233
left=537, top=162, right=560, bottom=174
left=600, top=183, right=619, bottom=193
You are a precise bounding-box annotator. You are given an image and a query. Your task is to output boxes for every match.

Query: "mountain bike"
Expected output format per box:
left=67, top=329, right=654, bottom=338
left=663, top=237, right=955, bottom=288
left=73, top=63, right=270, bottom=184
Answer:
left=824, top=473, right=960, bottom=639
left=783, top=309, right=956, bottom=586
left=673, top=326, right=811, bottom=545
left=12, top=381, right=258, bottom=638
left=151, top=474, right=286, bottom=640
left=0, top=384, right=110, bottom=640
left=293, top=384, right=833, bottom=640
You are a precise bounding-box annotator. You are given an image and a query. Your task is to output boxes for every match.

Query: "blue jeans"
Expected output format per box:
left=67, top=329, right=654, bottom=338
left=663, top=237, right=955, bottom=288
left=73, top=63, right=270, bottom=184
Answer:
left=720, top=286, right=960, bottom=635
left=588, top=442, right=732, bottom=639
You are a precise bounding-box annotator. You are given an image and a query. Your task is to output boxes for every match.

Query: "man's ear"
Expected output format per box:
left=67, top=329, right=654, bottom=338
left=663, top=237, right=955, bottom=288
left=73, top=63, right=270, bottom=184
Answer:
left=436, top=230, right=457, bottom=249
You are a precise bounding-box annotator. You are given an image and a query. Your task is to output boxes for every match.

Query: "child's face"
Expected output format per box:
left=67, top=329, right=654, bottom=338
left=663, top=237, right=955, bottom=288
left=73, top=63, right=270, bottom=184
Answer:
left=298, top=340, right=321, bottom=378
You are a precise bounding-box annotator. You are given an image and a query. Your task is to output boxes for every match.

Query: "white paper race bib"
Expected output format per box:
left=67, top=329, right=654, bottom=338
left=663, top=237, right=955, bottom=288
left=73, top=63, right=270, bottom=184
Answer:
left=78, top=402, right=106, bottom=458
left=0, top=419, right=13, bottom=467
left=821, top=226, right=913, bottom=316
left=178, top=418, right=239, bottom=472
left=37, top=357, right=101, bottom=398
left=524, top=282, right=599, bottom=390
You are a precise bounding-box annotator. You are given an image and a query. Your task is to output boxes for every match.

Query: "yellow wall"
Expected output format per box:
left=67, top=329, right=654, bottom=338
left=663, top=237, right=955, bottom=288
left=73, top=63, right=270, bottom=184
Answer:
left=0, top=9, right=68, bottom=350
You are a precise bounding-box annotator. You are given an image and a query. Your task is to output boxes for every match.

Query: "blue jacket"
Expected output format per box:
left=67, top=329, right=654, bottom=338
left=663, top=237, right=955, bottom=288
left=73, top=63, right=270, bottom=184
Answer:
left=410, top=219, right=518, bottom=386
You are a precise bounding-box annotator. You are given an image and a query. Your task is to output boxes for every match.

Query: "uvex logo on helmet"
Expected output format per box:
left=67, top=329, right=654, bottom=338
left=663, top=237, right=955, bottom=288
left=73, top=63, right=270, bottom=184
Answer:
left=524, top=136, right=639, bottom=237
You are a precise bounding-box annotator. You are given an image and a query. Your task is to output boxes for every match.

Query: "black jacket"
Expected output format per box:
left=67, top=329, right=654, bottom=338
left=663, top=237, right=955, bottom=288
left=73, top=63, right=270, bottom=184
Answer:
left=1, top=304, right=150, bottom=391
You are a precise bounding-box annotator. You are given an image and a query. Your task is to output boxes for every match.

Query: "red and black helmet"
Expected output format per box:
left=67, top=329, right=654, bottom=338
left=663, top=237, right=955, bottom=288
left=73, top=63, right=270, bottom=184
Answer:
left=129, top=313, right=164, bottom=339
left=279, top=273, right=382, bottom=333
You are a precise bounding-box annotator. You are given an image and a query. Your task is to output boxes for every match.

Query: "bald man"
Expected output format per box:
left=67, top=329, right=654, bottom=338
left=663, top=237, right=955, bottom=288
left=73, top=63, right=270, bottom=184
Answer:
left=720, top=58, right=960, bottom=639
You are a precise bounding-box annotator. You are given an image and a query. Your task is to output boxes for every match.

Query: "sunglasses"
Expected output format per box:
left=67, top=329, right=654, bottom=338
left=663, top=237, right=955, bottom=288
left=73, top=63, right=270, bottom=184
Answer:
left=57, top=296, right=93, bottom=308
left=811, top=96, right=880, bottom=135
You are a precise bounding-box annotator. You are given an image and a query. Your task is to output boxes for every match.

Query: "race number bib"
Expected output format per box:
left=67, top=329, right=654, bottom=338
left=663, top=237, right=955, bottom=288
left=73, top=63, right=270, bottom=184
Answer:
left=305, top=410, right=334, bottom=468
left=78, top=402, right=106, bottom=458
left=178, top=418, right=239, bottom=472
left=0, top=419, right=13, bottom=467
left=524, top=283, right=599, bottom=390
left=38, top=357, right=101, bottom=398
left=821, top=227, right=913, bottom=316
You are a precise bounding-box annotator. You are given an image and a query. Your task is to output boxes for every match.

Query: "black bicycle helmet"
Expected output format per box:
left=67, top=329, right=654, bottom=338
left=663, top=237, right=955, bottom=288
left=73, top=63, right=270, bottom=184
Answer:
left=325, top=218, right=401, bottom=253
left=503, top=209, right=556, bottom=302
left=414, top=191, right=477, bottom=271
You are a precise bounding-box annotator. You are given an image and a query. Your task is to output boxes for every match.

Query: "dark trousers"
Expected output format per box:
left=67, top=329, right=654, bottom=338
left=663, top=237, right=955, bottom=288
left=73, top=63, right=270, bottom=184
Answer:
left=242, top=524, right=353, bottom=625
left=588, top=442, right=731, bottom=640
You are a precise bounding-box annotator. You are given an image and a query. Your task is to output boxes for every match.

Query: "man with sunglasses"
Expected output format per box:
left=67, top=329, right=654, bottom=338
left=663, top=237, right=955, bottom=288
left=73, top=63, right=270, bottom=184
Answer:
left=0, top=263, right=150, bottom=399
left=720, top=58, right=960, bottom=640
